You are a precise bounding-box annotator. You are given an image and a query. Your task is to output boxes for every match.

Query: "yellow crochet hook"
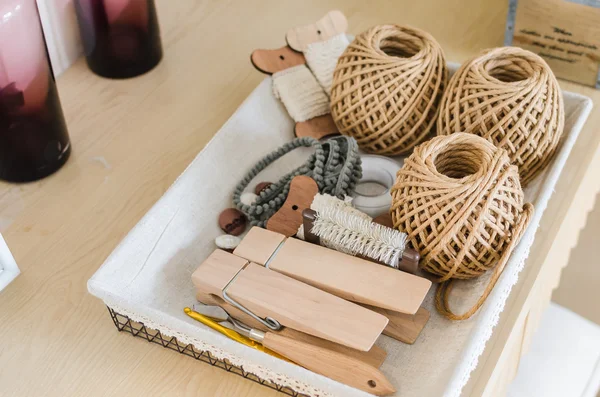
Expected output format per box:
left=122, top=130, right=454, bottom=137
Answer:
left=185, top=308, right=395, bottom=394
left=183, top=307, right=288, bottom=361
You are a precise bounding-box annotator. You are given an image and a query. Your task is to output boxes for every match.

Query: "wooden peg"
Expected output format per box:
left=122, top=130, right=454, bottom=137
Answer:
left=286, top=10, right=349, bottom=52
left=192, top=249, right=388, bottom=351
left=250, top=46, right=306, bottom=75
left=236, top=227, right=431, bottom=315
left=363, top=305, right=431, bottom=345
left=268, top=237, right=432, bottom=315
left=225, top=224, right=430, bottom=344
left=266, top=175, right=318, bottom=237
left=195, top=294, right=387, bottom=368
left=279, top=328, right=389, bottom=370
left=295, top=114, right=340, bottom=140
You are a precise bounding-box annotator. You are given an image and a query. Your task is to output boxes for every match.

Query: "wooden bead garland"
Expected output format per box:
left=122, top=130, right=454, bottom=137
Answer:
left=233, top=137, right=362, bottom=227
left=437, top=47, right=565, bottom=186
left=390, top=133, right=534, bottom=320
left=330, top=24, right=447, bottom=155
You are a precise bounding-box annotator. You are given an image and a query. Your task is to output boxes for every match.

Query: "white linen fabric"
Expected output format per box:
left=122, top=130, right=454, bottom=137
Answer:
left=88, top=65, right=593, bottom=397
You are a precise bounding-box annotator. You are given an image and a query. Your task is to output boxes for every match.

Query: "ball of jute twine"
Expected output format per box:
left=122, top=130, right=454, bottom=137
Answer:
left=330, top=25, right=447, bottom=155
left=390, top=133, right=534, bottom=320
left=437, top=47, right=564, bottom=186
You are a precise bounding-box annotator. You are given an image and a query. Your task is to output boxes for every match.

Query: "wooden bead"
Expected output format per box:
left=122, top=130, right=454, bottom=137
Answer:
left=218, top=208, right=247, bottom=236
left=255, top=182, right=272, bottom=195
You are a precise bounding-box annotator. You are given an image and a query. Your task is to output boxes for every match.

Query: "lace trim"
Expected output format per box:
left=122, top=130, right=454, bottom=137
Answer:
left=107, top=303, right=335, bottom=397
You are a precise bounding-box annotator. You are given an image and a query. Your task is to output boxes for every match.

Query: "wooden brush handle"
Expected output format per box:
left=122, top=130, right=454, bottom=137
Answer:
left=263, top=332, right=396, bottom=396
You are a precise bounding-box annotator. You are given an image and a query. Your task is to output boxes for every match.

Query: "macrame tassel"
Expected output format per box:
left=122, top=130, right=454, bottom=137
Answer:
left=305, top=34, right=350, bottom=94
left=272, top=64, right=330, bottom=122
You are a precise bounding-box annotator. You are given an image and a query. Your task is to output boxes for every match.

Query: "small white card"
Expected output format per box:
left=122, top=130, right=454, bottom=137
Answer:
left=0, top=233, right=19, bottom=292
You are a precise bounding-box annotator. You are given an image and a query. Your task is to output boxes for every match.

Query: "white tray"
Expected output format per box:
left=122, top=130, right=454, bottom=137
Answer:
left=88, top=68, right=592, bottom=397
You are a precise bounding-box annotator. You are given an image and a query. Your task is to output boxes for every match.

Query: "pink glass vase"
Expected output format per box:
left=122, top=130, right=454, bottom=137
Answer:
left=0, top=0, right=71, bottom=182
left=75, top=0, right=163, bottom=78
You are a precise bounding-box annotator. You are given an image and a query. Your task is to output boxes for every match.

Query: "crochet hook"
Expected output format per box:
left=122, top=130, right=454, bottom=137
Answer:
left=183, top=307, right=286, bottom=361
left=194, top=304, right=396, bottom=396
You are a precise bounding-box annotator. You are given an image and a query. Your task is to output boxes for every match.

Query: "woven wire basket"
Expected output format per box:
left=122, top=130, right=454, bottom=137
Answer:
left=107, top=307, right=306, bottom=397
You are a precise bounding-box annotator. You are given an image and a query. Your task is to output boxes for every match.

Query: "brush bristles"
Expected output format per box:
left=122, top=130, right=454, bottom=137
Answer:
left=297, top=194, right=369, bottom=241
left=311, top=206, right=407, bottom=268
left=311, top=194, right=370, bottom=220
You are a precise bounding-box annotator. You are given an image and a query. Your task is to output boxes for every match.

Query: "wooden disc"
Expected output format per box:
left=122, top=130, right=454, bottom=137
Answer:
left=250, top=46, right=306, bottom=75
left=286, top=10, right=348, bottom=52
left=295, top=114, right=340, bottom=140
left=266, top=176, right=318, bottom=237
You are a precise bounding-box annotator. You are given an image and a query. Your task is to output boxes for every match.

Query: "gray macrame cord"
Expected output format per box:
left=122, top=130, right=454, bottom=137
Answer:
left=233, top=136, right=363, bottom=227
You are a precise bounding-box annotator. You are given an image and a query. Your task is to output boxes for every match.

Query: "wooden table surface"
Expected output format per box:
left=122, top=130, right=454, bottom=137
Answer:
left=1, top=1, right=599, bottom=396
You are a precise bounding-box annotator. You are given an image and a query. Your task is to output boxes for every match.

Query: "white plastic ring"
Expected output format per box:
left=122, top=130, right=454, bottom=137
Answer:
left=353, top=155, right=401, bottom=218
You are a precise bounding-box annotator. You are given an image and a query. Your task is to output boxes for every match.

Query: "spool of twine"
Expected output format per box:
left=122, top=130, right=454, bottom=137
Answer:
left=437, top=47, right=565, bottom=186
left=330, top=25, right=447, bottom=155
left=390, top=133, right=534, bottom=320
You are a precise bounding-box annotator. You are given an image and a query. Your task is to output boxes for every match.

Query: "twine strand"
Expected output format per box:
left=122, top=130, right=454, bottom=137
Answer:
left=435, top=202, right=533, bottom=320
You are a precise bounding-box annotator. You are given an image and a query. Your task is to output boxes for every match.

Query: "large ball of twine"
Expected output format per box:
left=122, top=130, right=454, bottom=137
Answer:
left=390, top=133, right=534, bottom=320
left=330, top=25, right=447, bottom=155
left=437, top=47, right=564, bottom=186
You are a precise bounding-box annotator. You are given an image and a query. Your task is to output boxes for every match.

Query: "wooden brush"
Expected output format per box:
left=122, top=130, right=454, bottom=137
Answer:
left=303, top=208, right=420, bottom=274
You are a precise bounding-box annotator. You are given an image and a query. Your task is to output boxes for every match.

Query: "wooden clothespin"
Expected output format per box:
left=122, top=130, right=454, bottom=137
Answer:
left=192, top=249, right=388, bottom=351
left=302, top=210, right=430, bottom=344
left=234, top=227, right=431, bottom=315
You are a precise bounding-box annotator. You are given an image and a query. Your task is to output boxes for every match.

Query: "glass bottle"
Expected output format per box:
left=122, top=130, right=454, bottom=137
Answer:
left=0, top=0, right=71, bottom=182
left=75, top=0, right=163, bottom=79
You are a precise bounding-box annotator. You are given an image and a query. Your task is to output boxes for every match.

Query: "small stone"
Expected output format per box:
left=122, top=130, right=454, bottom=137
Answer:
left=218, top=208, right=247, bottom=236
left=215, top=234, right=242, bottom=251
left=255, top=181, right=272, bottom=195
left=240, top=192, right=258, bottom=206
